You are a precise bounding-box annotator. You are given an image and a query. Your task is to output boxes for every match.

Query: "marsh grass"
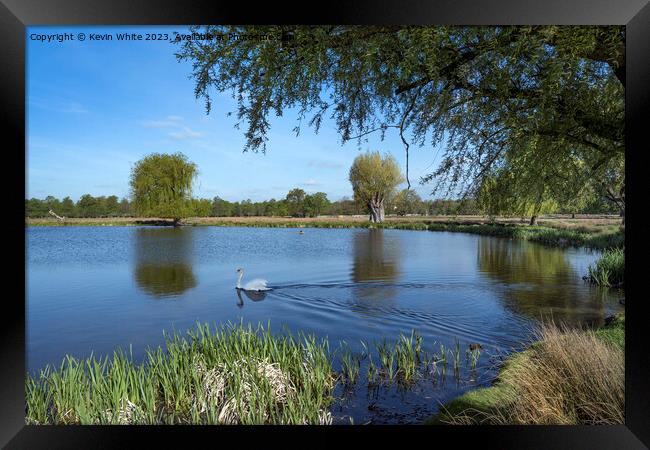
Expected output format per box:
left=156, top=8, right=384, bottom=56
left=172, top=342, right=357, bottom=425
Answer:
left=437, top=321, right=624, bottom=425
left=339, top=343, right=361, bottom=385
left=451, top=339, right=462, bottom=377
left=27, top=322, right=491, bottom=425
left=466, top=348, right=481, bottom=371
left=587, top=247, right=624, bottom=287
left=25, top=322, right=335, bottom=425
left=394, top=332, right=418, bottom=384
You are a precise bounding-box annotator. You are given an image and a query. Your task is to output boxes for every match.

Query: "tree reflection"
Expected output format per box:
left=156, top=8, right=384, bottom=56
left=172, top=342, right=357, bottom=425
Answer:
left=133, top=228, right=197, bottom=298
left=350, top=229, right=401, bottom=308
left=477, top=236, right=615, bottom=325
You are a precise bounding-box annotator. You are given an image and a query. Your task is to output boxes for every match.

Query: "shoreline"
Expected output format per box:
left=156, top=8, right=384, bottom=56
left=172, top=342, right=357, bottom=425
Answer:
left=26, top=215, right=624, bottom=250
left=25, top=215, right=625, bottom=424
left=425, top=313, right=625, bottom=425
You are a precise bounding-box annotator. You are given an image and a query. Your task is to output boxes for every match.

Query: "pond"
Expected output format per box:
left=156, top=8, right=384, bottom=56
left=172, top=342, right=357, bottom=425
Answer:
left=26, top=226, right=623, bottom=424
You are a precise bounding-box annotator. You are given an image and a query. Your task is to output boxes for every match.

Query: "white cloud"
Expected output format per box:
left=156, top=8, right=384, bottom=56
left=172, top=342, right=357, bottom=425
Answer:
left=141, top=120, right=176, bottom=128
left=307, top=159, right=343, bottom=169
left=301, top=178, right=321, bottom=186
left=169, top=126, right=203, bottom=140
left=141, top=115, right=185, bottom=128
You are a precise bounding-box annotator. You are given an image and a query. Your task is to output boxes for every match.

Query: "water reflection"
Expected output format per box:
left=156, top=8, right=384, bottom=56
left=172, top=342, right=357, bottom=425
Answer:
left=133, top=228, right=197, bottom=298
left=235, top=288, right=268, bottom=307
left=477, top=237, right=613, bottom=325
left=350, top=229, right=401, bottom=307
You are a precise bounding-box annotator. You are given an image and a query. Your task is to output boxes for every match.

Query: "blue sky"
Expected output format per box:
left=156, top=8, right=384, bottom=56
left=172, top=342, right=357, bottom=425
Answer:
left=27, top=26, right=444, bottom=203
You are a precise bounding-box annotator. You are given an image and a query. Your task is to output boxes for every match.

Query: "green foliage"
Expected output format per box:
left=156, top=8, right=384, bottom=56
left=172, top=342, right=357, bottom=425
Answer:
left=129, top=152, right=197, bottom=222
left=595, top=314, right=625, bottom=350
left=348, top=152, right=404, bottom=205
left=477, top=171, right=559, bottom=220
left=190, top=198, right=213, bottom=217
left=25, top=195, right=132, bottom=218
left=349, top=152, right=404, bottom=222
left=285, top=188, right=306, bottom=217
left=390, top=189, right=424, bottom=216
left=587, top=248, right=624, bottom=287
left=304, top=192, right=330, bottom=217
left=176, top=25, right=624, bottom=215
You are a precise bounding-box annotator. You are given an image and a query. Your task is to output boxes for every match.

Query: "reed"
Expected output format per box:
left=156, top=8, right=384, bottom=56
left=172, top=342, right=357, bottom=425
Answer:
left=451, top=339, right=461, bottom=376
left=376, top=339, right=396, bottom=382
left=586, top=247, right=624, bottom=287
left=394, top=333, right=417, bottom=383
left=339, top=343, right=361, bottom=385
left=466, top=347, right=481, bottom=371
left=25, top=322, right=336, bottom=425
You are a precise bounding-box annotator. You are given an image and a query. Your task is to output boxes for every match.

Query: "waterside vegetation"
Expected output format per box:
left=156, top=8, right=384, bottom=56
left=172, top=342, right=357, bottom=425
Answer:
left=26, top=323, right=486, bottom=425
left=27, top=216, right=624, bottom=251
left=427, top=314, right=625, bottom=425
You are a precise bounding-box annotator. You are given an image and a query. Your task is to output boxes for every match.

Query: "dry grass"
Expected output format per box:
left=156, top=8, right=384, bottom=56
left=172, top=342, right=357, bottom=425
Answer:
left=441, top=322, right=624, bottom=425
left=191, top=354, right=306, bottom=425
left=26, top=214, right=623, bottom=229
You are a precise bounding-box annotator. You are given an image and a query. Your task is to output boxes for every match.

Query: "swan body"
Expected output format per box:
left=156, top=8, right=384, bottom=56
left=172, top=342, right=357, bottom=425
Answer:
left=236, top=268, right=271, bottom=292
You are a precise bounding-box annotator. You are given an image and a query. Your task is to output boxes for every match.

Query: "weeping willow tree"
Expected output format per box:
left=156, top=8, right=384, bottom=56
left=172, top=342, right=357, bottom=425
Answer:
left=477, top=172, right=559, bottom=224
left=129, top=152, right=198, bottom=226
left=349, top=152, right=404, bottom=223
left=175, top=25, right=624, bottom=219
left=476, top=135, right=589, bottom=224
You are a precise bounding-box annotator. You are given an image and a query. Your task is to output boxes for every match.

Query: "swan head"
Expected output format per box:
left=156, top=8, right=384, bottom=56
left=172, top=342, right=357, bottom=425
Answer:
left=236, top=268, right=243, bottom=273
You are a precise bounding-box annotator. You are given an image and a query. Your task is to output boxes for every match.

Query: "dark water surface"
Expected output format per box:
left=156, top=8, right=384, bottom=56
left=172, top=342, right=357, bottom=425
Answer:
left=26, top=226, right=622, bottom=424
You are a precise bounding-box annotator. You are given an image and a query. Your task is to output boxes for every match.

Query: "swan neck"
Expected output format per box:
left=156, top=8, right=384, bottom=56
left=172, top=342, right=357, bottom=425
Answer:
left=236, top=271, right=243, bottom=289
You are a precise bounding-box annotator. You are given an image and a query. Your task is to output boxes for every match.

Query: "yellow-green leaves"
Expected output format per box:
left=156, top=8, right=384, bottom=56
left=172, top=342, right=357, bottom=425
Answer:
left=129, top=152, right=197, bottom=222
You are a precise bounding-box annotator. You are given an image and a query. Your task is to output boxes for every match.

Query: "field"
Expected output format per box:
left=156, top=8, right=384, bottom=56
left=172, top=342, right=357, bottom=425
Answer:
left=26, top=214, right=623, bottom=232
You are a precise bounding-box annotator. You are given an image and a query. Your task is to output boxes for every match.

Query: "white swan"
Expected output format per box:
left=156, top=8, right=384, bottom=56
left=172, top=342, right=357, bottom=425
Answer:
left=236, top=268, right=270, bottom=292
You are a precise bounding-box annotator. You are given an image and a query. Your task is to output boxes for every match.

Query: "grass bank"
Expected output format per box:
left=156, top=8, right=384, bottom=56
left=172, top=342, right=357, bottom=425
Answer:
left=426, top=314, right=625, bottom=425
left=26, top=215, right=624, bottom=250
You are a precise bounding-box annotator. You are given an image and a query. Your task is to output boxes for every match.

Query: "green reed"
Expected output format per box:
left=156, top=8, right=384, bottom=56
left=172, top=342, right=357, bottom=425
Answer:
left=339, top=343, right=361, bottom=385
left=452, top=339, right=462, bottom=376
left=394, top=332, right=418, bottom=383
left=466, top=347, right=482, bottom=371
left=587, top=247, right=624, bottom=287
left=25, top=321, right=335, bottom=425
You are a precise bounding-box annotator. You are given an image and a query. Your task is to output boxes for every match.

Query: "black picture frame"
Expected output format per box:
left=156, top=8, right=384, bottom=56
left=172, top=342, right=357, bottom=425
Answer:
left=3, top=0, right=648, bottom=447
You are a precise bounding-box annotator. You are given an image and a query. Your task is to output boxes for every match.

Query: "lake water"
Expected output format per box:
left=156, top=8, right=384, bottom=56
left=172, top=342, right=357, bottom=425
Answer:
left=26, top=226, right=623, bottom=424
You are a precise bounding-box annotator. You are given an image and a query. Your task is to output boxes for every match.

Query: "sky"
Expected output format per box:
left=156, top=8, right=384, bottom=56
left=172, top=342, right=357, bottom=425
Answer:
left=27, top=26, right=445, bottom=203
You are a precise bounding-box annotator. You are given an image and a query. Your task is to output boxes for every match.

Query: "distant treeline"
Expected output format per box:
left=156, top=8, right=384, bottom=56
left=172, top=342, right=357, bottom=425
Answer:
left=25, top=187, right=616, bottom=219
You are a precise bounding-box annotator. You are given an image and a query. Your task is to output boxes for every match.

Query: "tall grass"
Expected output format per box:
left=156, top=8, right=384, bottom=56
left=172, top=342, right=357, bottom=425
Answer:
left=339, top=343, right=361, bottom=385
left=440, top=322, right=624, bottom=425
left=25, top=322, right=335, bottom=425
left=587, top=248, right=625, bottom=287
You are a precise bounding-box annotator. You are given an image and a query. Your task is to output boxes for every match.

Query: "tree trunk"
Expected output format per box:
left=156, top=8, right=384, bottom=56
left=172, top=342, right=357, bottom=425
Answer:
left=529, top=190, right=544, bottom=226
left=368, top=197, right=385, bottom=223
